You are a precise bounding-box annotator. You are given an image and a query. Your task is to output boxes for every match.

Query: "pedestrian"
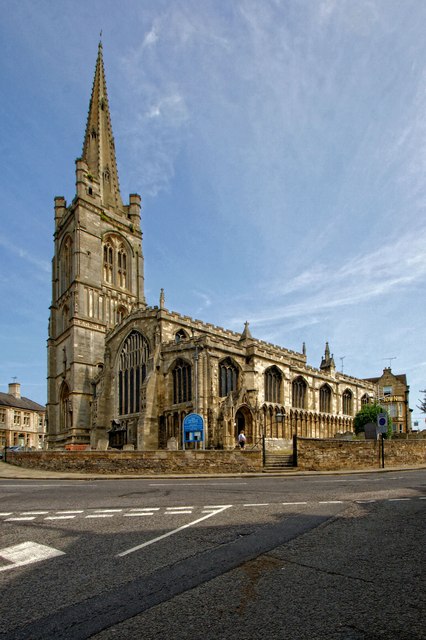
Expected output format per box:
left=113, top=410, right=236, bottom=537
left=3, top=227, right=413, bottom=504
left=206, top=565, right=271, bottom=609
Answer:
left=238, top=430, right=246, bottom=449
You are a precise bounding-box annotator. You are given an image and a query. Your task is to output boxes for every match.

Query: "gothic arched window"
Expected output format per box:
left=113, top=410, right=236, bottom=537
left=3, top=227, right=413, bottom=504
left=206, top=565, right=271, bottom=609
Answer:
left=292, top=376, right=307, bottom=409
left=103, top=242, right=113, bottom=284
left=60, top=382, right=70, bottom=433
left=342, top=389, right=353, bottom=416
left=361, top=393, right=370, bottom=406
left=219, top=358, right=239, bottom=397
left=117, top=245, right=127, bottom=288
left=118, top=331, right=150, bottom=416
left=175, top=329, right=187, bottom=343
left=60, top=236, right=73, bottom=294
left=102, top=235, right=129, bottom=290
left=265, top=366, right=282, bottom=403
left=319, top=384, right=332, bottom=413
left=172, top=359, right=192, bottom=404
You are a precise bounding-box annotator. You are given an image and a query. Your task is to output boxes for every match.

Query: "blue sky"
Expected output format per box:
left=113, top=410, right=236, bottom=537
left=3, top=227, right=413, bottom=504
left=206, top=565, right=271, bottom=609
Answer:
left=0, top=0, right=425, bottom=425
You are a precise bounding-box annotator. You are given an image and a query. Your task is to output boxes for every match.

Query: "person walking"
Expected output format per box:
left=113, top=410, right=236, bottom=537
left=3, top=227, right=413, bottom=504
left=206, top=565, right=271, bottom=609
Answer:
left=238, top=430, right=246, bottom=449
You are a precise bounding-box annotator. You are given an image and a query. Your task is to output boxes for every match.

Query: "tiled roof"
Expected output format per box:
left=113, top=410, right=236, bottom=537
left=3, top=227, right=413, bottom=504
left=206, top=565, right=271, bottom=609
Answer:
left=0, top=392, right=45, bottom=412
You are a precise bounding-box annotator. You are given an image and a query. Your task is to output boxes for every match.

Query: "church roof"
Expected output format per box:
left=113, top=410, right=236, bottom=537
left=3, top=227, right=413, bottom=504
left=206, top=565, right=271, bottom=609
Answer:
left=0, top=392, right=45, bottom=412
left=82, top=41, right=124, bottom=212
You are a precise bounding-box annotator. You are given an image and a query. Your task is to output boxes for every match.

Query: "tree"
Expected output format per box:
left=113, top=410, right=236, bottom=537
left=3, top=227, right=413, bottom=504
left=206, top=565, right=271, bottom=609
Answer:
left=417, top=390, right=426, bottom=414
left=353, top=403, right=392, bottom=436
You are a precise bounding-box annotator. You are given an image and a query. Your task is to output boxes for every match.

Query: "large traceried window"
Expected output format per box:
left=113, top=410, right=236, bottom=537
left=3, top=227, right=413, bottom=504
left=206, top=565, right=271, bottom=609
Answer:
left=265, top=366, right=282, bottom=403
left=172, top=359, right=192, bottom=404
left=319, top=384, right=332, bottom=413
left=342, top=389, right=353, bottom=416
left=219, top=358, right=239, bottom=397
left=118, top=331, right=150, bottom=416
left=292, top=376, right=307, bottom=409
left=102, top=235, right=129, bottom=290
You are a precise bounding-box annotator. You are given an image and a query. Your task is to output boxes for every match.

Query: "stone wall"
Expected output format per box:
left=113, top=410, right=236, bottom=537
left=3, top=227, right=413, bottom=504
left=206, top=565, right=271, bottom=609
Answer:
left=296, top=437, right=426, bottom=471
left=5, top=449, right=262, bottom=475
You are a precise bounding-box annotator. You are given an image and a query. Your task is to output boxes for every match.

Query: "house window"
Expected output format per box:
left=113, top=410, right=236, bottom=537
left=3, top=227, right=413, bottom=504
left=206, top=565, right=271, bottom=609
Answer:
left=219, top=358, right=238, bottom=397
left=383, top=386, right=392, bottom=396
left=319, top=384, right=331, bottom=413
left=23, top=413, right=30, bottom=427
left=13, top=411, right=21, bottom=425
left=342, top=389, right=353, bottom=416
left=265, top=366, right=281, bottom=403
left=172, top=359, right=192, bottom=404
left=0, top=409, right=5, bottom=423
left=118, top=331, right=150, bottom=416
left=292, top=377, right=307, bottom=409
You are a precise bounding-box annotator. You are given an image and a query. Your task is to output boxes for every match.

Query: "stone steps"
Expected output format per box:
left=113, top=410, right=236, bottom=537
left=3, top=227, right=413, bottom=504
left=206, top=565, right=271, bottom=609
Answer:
left=263, top=452, right=294, bottom=472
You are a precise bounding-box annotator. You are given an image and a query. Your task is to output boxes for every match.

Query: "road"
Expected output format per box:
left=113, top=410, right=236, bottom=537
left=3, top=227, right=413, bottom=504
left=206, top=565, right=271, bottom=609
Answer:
left=0, top=470, right=425, bottom=639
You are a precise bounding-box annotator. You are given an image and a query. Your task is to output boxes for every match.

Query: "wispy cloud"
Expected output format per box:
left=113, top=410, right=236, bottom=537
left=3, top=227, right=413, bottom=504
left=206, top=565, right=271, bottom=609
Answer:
left=0, top=235, right=50, bottom=274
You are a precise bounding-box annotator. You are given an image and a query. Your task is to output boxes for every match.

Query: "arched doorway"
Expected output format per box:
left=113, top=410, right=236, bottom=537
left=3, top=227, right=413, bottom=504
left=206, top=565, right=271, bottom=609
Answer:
left=235, top=406, right=253, bottom=445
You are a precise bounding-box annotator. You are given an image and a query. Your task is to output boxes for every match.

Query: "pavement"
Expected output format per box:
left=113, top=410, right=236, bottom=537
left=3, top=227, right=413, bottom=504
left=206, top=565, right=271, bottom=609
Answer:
left=1, top=459, right=425, bottom=480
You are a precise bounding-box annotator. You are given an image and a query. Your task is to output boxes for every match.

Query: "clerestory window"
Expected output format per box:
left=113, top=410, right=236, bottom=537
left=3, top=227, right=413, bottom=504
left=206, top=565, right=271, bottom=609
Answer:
left=219, top=358, right=239, bottom=397
left=319, top=384, right=332, bottom=413
left=172, top=359, right=192, bottom=404
left=265, top=366, right=282, bottom=403
left=292, top=376, right=307, bottom=409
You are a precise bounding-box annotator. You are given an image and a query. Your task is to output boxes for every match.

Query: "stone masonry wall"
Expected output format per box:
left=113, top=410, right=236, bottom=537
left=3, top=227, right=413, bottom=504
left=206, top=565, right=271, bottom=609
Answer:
left=296, top=438, right=426, bottom=471
left=6, top=450, right=262, bottom=475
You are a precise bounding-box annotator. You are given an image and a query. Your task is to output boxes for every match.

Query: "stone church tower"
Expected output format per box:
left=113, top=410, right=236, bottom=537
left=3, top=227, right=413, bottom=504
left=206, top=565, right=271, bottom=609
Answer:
left=47, top=43, right=145, bottom=448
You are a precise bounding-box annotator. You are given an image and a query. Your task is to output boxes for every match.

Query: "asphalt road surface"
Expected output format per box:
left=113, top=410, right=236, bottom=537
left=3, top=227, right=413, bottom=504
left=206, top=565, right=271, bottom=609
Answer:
left=0, top=470, right=425, bottom=639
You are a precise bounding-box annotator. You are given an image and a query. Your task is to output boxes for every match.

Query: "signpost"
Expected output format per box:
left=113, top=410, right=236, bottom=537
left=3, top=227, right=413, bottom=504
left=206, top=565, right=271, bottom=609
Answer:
left=377, top=413, right=388, bottom=468
left=182, top=413, right=204, bottom=450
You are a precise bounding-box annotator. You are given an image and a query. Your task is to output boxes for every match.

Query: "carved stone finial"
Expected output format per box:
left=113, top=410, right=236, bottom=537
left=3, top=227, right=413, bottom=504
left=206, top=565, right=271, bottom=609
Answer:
left=160, top=288, right=165, bottom=309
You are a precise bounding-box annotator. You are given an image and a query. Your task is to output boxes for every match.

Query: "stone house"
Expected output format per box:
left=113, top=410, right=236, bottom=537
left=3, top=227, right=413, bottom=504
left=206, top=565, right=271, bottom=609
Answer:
left=0, top=382, right=46, bottom=449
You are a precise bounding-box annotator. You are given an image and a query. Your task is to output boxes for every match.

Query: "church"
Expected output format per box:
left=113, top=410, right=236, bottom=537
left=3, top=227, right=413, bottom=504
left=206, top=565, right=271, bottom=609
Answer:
left=47, top=43, right=375, bottom=451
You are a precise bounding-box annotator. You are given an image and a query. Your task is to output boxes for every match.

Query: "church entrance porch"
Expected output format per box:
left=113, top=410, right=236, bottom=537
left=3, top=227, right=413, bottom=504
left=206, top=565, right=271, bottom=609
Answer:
left=235, top=406, right=253, bottom=446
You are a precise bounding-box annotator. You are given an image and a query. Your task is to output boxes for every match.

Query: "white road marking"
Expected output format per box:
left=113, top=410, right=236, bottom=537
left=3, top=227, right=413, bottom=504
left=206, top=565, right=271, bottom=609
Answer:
left=282, top=502, right=308, bottom=506
left=56, top=510, right=84, bottom=514
left=85, top=514, right=115, bottom=519
left=166, top=510, right=193, bottom=515
left=93, top=509, right=123, bottom=513
left=20, top=511, right=49, bottom=515
left=318, top=501, right=343, bottom=504
left=165, top=506, right=194, bottom=510
left=0, top=541, right=65, bottom=573
left=388, top=498, right=411, bottom=502
left=45, top=515, right=76, bottom=520
left=124, top=513, right=154, bottom=517
left=5, top=516, right=36, bottom=521
left=117, top=505, right=233, bottom=557
left=129, top=507, right=160, bottom=512
left=149, top=483, right=248, bottom=486
left=244, top=503, right=269, bottom=507
left=356, top=500, right=377, bottom=503
left=0, top=513, right=13, bottom=516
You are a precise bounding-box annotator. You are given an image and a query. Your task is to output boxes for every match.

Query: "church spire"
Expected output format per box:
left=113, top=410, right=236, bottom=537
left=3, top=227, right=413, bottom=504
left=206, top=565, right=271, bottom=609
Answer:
left=82, top=41, right=123, bottom=212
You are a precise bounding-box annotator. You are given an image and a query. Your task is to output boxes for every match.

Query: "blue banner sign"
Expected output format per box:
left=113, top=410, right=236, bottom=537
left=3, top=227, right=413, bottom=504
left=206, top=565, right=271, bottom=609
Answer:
left=183, top=413, right=204, bottom=443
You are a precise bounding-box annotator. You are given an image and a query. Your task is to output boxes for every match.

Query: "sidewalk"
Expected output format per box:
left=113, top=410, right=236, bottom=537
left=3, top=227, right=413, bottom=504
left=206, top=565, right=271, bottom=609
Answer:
left=1, top=460, right=425, bottom=480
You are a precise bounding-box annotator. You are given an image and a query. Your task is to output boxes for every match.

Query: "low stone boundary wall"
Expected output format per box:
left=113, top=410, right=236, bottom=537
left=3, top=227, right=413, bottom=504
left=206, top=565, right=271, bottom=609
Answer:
left=296, top=438, right=426, bottom=471
left=5, top=450, right=263, bottom=475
